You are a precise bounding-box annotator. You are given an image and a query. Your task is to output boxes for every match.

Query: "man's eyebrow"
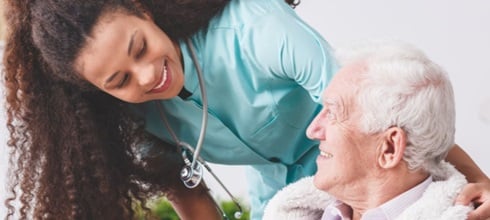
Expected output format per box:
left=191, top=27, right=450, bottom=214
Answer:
left=324, top=98, right=343, bottom=112
left=323, top=98, right=337, bottom=106
left=127, top=30, right=137, bottom=56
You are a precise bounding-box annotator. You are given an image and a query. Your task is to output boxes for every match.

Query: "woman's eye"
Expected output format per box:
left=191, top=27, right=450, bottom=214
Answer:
left=117, top=74, right=129, bottom=88
left=135, top=39, right=146, bottom=59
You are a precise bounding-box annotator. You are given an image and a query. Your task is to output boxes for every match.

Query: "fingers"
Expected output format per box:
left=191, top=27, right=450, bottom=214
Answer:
left=467, top=201, right=490, bottom=220
left=456, top=183, right=482, bottom=205
left=456, top=181, right=490, bottom=220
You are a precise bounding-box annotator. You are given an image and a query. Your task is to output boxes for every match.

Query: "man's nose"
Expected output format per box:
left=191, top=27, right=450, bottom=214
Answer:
left=306, top=115, right=324, bottom=140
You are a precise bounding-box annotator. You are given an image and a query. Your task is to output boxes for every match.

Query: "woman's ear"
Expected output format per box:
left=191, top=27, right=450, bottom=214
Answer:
left=142, top=11, right=153, bottom=21
left=377, top=127, right=407, bottom=169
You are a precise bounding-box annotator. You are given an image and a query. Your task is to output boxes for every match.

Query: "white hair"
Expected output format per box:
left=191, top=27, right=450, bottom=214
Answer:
left=335, top=40, right=456, bottom=174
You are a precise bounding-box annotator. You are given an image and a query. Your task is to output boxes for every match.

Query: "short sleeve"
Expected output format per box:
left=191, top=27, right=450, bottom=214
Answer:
left=244, top=10, right=339, bottom=103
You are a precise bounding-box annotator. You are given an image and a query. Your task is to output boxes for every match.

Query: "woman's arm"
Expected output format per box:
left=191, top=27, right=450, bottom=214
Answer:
left=447, top=144, right=488, bottom=182
left=446, top=144, right=490, bottom=220
left=138, top=134, right=223, bottom=220
left=168, top=182, right=223, bottom=220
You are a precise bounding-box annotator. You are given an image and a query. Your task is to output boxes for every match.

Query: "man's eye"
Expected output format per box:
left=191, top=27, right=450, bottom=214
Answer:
left=117, top=74, right=129, bottom=88
left=135, top=39, right=146, bottom=59
left=326, top=109, right=336, bottom=120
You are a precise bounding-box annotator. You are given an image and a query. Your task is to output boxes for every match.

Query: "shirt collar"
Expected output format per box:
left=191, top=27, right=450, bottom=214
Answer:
left=322, top=200, right=352, bottom=220
left=371, top=175, right=433, bottom=219
left=322, top=176, right=433, bottom=220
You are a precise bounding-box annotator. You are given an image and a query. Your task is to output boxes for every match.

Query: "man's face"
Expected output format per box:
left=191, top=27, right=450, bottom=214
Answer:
left=306, top=63, right=381, bottom=197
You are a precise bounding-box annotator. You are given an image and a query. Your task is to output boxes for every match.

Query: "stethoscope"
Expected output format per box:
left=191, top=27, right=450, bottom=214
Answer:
left=155, top=39, right=243, bottom=219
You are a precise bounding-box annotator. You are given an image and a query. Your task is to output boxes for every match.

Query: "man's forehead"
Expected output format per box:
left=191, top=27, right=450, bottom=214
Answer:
left=323, top=62, right=365, bottom=96
left=337, top=62, right=366, bottom=83
left=321, top=66, right=363, bottom=116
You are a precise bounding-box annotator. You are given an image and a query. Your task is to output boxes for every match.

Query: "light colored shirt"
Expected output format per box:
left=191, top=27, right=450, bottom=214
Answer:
left=321, top=176, right=433, bottom=220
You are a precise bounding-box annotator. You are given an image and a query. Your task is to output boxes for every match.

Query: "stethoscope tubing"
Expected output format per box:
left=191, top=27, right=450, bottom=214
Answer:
left=153, top=38, right=243, bottom=219
left=185, top=38, right=208, bottom=171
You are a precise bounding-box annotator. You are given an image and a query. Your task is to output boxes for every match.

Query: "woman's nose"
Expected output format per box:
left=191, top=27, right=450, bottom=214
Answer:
left=132, top=63, right=156, bottom=88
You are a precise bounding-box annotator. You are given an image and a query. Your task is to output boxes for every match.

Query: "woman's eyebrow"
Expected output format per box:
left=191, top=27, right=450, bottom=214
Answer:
left=127, top=30, right=138, bottom=55
left=104, top=71, right=120, bottom=86
left=104, top=30, right=138, bottom=87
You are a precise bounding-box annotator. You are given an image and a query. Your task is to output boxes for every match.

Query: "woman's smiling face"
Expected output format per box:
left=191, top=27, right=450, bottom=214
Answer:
left=75, top=10, right=185, bottom=103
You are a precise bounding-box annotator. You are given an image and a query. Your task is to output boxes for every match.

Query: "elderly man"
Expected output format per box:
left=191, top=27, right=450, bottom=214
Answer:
left=263, top=41, right=473, bottom=220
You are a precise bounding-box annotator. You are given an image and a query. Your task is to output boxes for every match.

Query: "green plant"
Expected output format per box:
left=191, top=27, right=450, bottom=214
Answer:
left=151, top=199, right=180, bottom=220
left=220, top=200, right=250, bottom=220
left=134, top=197, right=250, bottom=220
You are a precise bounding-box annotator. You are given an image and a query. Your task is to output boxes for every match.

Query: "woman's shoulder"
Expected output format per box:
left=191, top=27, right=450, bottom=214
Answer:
left=201, top=0, right=322, bottom=51
left=209, top=0, right=296, bottom=30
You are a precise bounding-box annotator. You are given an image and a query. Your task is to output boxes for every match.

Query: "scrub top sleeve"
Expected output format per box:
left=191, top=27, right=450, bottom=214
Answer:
left=250, top=14, right=339, bottom=103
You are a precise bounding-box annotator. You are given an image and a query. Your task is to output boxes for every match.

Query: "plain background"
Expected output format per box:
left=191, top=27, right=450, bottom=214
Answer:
left=1, top=0, right=489, bottom=215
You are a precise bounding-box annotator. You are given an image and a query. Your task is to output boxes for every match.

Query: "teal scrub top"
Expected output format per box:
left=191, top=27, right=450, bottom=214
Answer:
left=133, top=0, right=338, bottom=218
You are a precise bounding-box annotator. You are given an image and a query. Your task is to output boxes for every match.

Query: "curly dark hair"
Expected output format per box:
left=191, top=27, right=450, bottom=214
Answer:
left=2, top=0, right=300, bottom=219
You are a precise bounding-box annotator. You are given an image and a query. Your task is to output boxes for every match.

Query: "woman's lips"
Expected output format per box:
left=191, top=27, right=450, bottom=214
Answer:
left=149, top=60, right=171, bottom=93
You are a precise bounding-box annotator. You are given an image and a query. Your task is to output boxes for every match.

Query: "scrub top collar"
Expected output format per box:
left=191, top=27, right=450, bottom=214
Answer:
left=178, top=87, right=192, bottom=100
left=179, top=38, right=202, bottom=100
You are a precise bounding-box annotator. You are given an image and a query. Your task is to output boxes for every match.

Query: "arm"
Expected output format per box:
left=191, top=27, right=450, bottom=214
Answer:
left=168, top=182, right=222, bottom=220
left=138, top=134, right=222, bottom=220
left=447, top=144, right=488, bottom=183
left=446, top=144, right=490, bottom=220
left=248, top=7, right=338, bottom=103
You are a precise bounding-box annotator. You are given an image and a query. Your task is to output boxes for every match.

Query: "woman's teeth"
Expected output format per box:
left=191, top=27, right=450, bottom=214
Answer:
left=162, top=64, right=167, bottom=85
left=154, top=63, right=167, bottom=90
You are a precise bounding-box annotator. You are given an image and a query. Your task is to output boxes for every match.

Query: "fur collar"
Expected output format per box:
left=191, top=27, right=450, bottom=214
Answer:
left=263, top=162, right=472, bottom=220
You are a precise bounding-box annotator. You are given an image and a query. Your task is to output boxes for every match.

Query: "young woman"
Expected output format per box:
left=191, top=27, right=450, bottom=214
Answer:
left=3, top=0, right=489, bottom=219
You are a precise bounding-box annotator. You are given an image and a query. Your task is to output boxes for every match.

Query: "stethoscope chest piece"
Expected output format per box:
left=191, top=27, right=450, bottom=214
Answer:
left=180, top=159, right=203, bottom=189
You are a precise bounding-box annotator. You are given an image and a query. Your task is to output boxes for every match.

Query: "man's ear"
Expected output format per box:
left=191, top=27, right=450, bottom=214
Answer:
left=377, top=127, right=407, bottom=169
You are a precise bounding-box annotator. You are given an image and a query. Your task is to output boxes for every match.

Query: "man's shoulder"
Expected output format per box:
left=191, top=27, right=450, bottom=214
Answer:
left=397, top=162, right=472, bottom=220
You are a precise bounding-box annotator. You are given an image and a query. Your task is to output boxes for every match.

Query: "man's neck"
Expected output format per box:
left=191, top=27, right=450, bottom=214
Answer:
left=344, top=170, right=430, bottom=216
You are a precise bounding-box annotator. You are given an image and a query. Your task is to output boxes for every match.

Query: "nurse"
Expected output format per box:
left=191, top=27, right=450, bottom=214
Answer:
left=3, top=0, right=489, bottom=219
